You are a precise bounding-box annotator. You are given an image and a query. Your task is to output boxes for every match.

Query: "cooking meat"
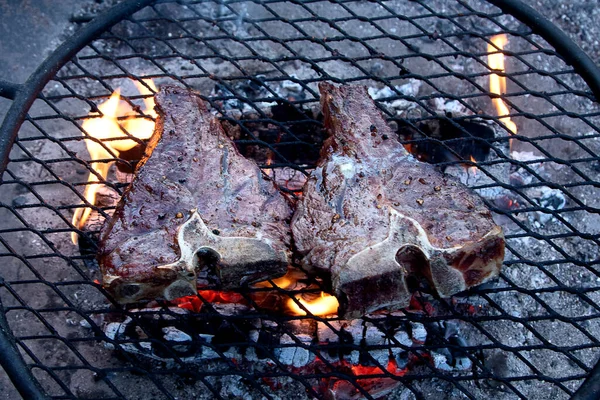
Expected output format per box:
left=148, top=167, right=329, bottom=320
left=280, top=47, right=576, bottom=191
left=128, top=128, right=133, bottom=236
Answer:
left=99, top=86, right=292, bottom=303
left=291, top=83, right=505, bottom=318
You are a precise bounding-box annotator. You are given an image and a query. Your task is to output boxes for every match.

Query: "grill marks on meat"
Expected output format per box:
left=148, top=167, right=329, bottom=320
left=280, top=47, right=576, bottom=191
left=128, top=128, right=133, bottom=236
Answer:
left=99, top=86, right=292, bottom=303
left=291, top=83, right=505, bottom=318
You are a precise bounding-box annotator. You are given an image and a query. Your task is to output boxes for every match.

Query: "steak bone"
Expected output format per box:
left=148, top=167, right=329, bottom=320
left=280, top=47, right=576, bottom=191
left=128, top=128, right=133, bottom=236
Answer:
left=153, top=211, right=288, bottom=300
left=336, top=208, right=504, bottom=319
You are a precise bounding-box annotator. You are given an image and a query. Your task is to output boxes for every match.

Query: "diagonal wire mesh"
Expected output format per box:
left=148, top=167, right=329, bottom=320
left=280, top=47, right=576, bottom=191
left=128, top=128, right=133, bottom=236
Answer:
left=1, top=0, right=600, bottom=399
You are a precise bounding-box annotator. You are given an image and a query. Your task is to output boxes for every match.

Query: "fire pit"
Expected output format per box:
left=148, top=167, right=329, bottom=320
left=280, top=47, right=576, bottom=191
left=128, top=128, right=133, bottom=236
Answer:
left=1, top=0, right=600, bottom=399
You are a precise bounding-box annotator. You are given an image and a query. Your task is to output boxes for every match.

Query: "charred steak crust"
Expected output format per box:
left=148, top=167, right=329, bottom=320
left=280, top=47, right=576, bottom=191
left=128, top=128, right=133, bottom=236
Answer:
left=98, top=86, right=292, bottom=303
left=291, top=83, right=505, bottom=318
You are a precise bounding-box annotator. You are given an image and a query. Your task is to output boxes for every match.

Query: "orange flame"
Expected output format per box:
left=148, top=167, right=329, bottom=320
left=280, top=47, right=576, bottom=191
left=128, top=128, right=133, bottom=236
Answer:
left=71, top=79, right=158, bottom=244
left=288, top=292, right=339, bottom=317
left=253, top=273, right=294, bottom=289
left=487, top=34, right=517, bottom=151
left=468, top=155, right=477, bottom=176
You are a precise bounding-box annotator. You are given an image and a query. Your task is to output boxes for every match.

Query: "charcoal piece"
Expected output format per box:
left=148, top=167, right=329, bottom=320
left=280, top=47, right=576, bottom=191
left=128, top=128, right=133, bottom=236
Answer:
left=410, top=322, right=427, bottom=345
left=99, top=86, right=293, bottom=303
left=292, top=83, right=505, bottom=318
left=392, top=330, right=412, bottom=349
left=162, top=327, right=192, bottom=352
left=398, top=118, right=494, bottom=165
left=269, top=102, right=324, bottom=165
left=276, top=333, right=314, bottom=367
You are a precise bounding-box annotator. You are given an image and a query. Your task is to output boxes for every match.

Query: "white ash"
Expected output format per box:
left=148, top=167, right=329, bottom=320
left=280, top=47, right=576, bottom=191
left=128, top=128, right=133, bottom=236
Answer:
left=211, top=75, right=309, bottom=114
left=101, top=304, right=470, bottom=374
left=275, top=333, right=314, bottom=368
left=432, top=97, right=469, bottom=116
left=367, top=79, right=422, bottom=113
left=410, top=322, right=427, bottom=344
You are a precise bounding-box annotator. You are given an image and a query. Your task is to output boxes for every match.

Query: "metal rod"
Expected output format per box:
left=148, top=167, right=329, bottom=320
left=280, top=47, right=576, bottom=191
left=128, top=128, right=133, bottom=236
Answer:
left=0, top=80, right=22, bottom=100
left=0, top=294, right=48, bottom=400
left=487, top=0, right=600, bottom=102
left=572, top=361, right=600, bottom=400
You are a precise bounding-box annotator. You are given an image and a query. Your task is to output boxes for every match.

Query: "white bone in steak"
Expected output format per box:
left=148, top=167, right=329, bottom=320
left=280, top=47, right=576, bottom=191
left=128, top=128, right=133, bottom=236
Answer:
left=291, top=83, right=505, bottom=318
left=98, top=86, right=292, bottom=303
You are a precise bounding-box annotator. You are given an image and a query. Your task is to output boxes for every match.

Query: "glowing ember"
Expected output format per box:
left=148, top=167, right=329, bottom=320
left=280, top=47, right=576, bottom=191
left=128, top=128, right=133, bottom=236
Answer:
left=350, top=358, right=407, bottom=377
left=487, top=34, right=517, bottom=151
left=71, top=79, right=158, bottom=244
left=288, top=292, right=339, bottom=316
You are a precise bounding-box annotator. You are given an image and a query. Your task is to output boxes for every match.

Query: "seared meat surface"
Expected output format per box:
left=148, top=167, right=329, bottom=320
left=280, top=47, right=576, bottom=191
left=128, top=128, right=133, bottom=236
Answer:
left=99, top=86, right=292, bottom=303
left=292, top=83, right=504, bottom=318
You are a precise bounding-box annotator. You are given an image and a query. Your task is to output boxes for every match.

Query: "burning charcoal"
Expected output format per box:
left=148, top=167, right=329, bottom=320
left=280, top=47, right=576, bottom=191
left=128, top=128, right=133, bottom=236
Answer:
left=104, top=321, right=128, bottom=345
left=269, top=102, right=324, bottom=165
left=410, top=322, right=427, bottom=345
left=494, top=194, right=521, bottom=211
left=283, top=319, right=317, bottom=337
left=316, top=320, right=358, bottom=362
left=281, top=79, right=303, bottom=93
left=433, top=98, right=467, bottom=116
left=454, top=356, right=473, bottom=371
left=395, top=352, right=409, bottom=370
left=276, top=333, right=314, bottom=367
left=367, top=79, right=422, bottom=113
left=255, top=320, right=283, bottom=360
left=243, top=329, right=261, bottom=362
left=104, top=319, right=152, bottom=354
left=208, top=303, right=251, bottom=316
left=431, top=351, right=454, bottom=372
left=162, top=326, right=192, bottom=342
left=317, top=320, right=360, bottom=344
left=363, top=323, right=385, bottom=345
left=223, top=347, right=241, bottom=360
left=441, top=320, right=459, bottom=340
left=162, top=327, right=192, bottom=352
left=198, top=334, right=220, bottom=359
left=398, top=118, right=494, bottom=165
left=358, top=323, right=389, bottom=366
left=212, top=77, right=275, bottom=113
left=392, top=330, right=412, bottom=349
left=360, top=349, right=389, bottom=367
left=532, top=187, right=566, bottom=225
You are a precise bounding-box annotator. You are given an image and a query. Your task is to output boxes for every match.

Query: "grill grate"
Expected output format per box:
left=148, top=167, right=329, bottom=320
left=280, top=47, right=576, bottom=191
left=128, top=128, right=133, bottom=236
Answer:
left=1, top=0, right=600, bottom=399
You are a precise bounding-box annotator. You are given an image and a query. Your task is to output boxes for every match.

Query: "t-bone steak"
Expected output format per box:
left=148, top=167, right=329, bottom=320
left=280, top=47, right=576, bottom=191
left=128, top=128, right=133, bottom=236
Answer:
left=291, top=83, right=505, bottom=318
left=98, top=86, right=292, bottom=303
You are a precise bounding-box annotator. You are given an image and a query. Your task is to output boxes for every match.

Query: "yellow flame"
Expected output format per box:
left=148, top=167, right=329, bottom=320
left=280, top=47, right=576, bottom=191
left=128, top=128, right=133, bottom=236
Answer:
left=253, top=274, right=294, bottom=289
left=487, top=34, right=517, bottom=150
left=71, top=80, right=157, bottom=244
left=468, top=155, right=478, bottom=176
left=287, top=292, right=339, bottom=316
left=121, top=79, right=159, bottom=146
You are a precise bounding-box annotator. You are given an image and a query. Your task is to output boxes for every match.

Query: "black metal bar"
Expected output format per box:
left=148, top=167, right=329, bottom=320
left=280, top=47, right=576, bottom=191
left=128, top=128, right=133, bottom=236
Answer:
left=487, top=0, right=600, bottom=101
left=571, top=359, right=600, bottom=400
left=0, top=80, right=22, bottom=100
left=0, top=0, right=156, bottom=178
left=0, top=294, right=48, bottom=400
